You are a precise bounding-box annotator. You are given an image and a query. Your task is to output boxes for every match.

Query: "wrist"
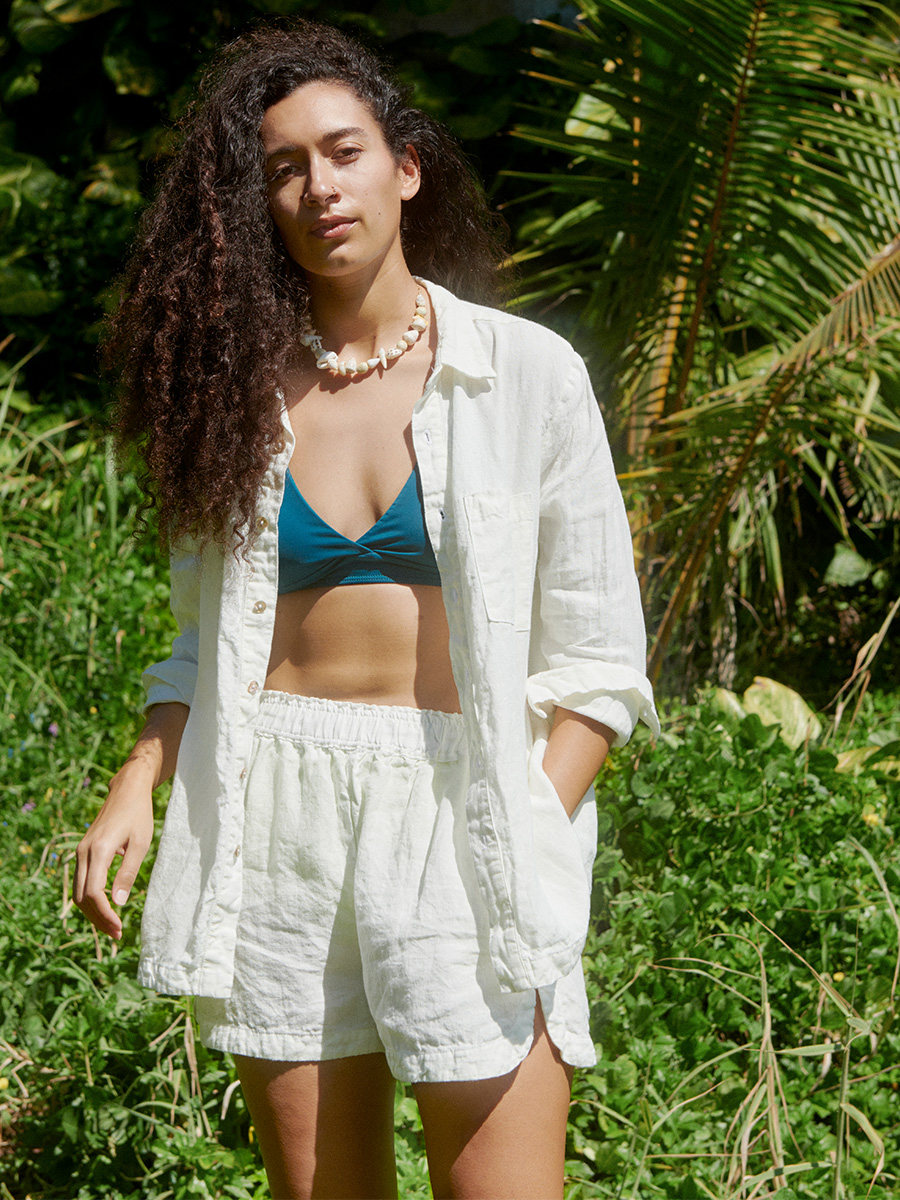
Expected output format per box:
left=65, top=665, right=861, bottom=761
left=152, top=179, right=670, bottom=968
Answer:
left=126, top=702, right=189, bottom=789
left=117, top=743, right=165, bottom=789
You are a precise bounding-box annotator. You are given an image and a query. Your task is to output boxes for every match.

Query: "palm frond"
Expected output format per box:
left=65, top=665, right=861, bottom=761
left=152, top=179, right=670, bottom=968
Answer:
left=785, top=236, right=900, bottom=362
left=508, top=0, right=900, bottom=679
left=512, top=1, right=900, bottom=377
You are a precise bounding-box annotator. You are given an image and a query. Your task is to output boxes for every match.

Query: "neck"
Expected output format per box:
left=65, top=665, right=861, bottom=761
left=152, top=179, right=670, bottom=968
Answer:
left=305, top=260, right=419, bottom=358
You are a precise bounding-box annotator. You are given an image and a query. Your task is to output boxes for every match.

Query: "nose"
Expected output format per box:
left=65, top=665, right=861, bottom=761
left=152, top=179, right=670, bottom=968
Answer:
left=304, top=156, right=337, bottom=207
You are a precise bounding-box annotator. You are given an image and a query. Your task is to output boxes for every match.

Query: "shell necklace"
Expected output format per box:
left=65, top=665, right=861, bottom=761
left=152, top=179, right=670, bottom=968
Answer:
left=301, top=289, right=428, bottom=378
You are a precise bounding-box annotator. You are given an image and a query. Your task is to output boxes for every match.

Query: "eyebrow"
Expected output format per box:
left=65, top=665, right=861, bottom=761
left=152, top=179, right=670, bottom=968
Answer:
left=264, top=126, right=369, bottom=160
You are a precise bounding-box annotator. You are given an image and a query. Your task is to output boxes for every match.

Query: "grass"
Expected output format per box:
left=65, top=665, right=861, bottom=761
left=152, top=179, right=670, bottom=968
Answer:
left=1, top=402, right=898, bottom=1198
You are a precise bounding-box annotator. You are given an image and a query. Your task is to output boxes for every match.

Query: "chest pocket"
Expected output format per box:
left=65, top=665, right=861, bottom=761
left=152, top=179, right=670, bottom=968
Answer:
left=463, top=491, right=535, bottom=632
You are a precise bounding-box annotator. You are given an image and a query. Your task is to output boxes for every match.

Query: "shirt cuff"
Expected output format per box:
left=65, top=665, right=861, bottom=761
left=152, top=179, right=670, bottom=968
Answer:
left=526, top=662, right=660, bottom=747
left=142, top=668, right=197, bottom=714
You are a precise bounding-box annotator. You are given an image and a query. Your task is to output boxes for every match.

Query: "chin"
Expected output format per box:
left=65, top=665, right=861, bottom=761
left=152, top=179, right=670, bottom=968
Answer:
left=301, top=253, right=379, bottom=282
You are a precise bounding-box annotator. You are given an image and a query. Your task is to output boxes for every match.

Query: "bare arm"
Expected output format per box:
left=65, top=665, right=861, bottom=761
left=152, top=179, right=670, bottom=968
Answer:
left=541, top=706, right=615, bottom=818
left=74, top=701, right=190, bottom=940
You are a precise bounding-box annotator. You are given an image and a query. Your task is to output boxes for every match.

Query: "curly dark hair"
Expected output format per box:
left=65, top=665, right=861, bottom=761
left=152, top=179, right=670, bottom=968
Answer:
left=105, top=20, right=509, bottom=549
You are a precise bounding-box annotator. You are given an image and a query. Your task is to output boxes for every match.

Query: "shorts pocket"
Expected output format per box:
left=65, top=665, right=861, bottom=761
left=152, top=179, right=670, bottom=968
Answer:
left=463, top=491, right=534, bottom=630
left=526, top=742, right=593, bottom=946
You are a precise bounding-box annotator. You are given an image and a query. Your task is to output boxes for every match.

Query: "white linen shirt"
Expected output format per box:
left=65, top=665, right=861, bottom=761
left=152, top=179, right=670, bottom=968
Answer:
left=137, top=280, right=659, bottom=999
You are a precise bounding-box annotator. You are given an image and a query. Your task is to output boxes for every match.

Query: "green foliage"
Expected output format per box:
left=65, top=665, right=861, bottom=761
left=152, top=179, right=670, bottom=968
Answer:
left=571, top=691, right=900, bottom=1197
left=509, top=0, right=900, bottom=687
left=0, top=396, right=270, bottom=1195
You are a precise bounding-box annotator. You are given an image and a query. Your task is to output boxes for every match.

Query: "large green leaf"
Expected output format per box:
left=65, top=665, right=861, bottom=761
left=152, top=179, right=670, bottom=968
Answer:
left=9, top=1, right=73, bottom=54
left=0, top=263, right=63, bottom=315
left=9, top=0, right=128, bottom=56
left=44, top=0, right=128, bottom=23
left=742, top=677, right=823, bottom=748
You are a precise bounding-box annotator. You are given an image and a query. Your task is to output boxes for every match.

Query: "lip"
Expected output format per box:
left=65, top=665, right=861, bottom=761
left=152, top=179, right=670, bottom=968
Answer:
left=309, top=215, right=356, bottom=239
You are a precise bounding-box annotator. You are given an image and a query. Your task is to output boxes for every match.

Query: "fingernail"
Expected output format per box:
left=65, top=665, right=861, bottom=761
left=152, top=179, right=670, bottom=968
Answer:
left=113, top=889, right=129, bottom=905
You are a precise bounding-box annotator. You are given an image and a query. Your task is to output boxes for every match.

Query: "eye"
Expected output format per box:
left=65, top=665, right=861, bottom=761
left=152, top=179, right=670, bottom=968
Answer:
left=333, top=146, right=361, bottom=162
left=266, top=162, right=301, bottom=183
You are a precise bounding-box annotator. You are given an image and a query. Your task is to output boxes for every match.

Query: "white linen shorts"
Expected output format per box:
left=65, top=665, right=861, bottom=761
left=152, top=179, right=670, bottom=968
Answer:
left=194, top=691, right=595, bottom=1083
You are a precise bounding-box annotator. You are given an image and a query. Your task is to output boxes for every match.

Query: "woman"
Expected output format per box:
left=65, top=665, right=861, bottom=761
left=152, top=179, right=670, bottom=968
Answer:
left=75, top=21, right=658, bottom=1200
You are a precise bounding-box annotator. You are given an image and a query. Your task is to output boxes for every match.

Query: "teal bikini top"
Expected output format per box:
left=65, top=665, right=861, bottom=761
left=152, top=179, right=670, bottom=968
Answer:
left=277, top=465, right=441, bottom=593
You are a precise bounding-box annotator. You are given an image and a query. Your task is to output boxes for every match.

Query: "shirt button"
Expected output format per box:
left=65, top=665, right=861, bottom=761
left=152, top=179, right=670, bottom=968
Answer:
left=247, top=681, right=259, bottom=695
left=239, top=767, right=247, bottom=781
left=256, top=517, right=268, bottom=531
left=234, top=845, right=241, bottom=859
left=252, top=601, right=267, bottom=614
left=273, top=438, right=286, bottom=453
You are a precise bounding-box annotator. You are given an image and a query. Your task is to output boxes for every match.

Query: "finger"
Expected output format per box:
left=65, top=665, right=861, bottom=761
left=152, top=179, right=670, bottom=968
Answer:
left=89, top=891, right=123, bottom=939
left=74, top=839, right=88, bottom=906
left=79, top=841, right=124, bottom=939
left=111, top=837, right=149, bottom=908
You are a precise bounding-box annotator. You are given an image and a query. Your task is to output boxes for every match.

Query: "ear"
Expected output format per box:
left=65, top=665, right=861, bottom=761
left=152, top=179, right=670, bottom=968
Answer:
left=399, top=144, right=421, bottom=201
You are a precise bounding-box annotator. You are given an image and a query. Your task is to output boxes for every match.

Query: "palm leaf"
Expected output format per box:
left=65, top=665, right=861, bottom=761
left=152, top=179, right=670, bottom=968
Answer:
left=646, top=242, right=900, bottom=676
left=513, top=2, right=900, bottom=373
left=509, top=0, right=900, bottom=680
left=786, top=236, right=900, bottom=362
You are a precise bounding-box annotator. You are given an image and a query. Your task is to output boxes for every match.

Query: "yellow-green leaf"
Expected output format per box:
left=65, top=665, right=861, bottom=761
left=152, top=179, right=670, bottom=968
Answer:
left=742, top=678, right=822, bottom=749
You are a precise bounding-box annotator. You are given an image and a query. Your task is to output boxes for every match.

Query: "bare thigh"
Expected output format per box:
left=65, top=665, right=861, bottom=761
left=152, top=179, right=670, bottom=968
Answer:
left=412, top=1000, right=573, bottom=1200
left=234, top=1051, right=398, bottom=1200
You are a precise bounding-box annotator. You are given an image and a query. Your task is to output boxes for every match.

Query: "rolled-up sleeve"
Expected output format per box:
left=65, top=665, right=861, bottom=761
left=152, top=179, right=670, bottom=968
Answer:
left=526, top=356, right=659, bottom=745
left=141, top=542, right=202, bottom=712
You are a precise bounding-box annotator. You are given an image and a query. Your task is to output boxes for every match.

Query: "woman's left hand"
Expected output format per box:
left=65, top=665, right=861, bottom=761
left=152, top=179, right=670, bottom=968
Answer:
left=541, top=709, right=615, bottom=817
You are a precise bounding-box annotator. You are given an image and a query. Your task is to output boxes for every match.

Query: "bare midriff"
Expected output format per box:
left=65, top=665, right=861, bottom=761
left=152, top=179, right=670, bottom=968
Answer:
left=264, top=581, right=462, bottom=713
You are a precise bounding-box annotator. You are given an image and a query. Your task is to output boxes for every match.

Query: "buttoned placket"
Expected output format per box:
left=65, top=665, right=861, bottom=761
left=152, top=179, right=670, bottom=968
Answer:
left=411, top=374, right=442, bottom=556
left=229, top=435, right=291, bottom=901
left=412, top=359, right=494, bottom=925
left=412, top=362, right=466, bottom=692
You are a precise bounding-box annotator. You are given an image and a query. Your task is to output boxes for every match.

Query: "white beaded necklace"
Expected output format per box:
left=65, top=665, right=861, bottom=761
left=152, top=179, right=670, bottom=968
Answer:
left=301, top=289, right=428, bottom=378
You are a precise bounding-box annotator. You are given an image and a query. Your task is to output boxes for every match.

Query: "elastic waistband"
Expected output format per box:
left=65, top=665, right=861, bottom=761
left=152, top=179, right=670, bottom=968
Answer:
left=254, top=691, right=466, bottom=762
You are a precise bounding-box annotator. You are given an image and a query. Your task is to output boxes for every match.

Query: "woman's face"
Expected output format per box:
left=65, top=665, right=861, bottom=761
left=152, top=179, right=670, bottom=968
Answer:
left=260, top=81, right=420, bottom=283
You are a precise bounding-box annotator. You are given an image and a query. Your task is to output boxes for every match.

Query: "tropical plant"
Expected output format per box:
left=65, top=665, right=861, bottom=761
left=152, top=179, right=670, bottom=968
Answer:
left=507, top=0, right=900, bottom=688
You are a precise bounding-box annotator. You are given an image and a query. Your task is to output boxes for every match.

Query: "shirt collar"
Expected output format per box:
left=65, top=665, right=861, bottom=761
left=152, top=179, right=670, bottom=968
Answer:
left=419, top=278, right=498, bottom=383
